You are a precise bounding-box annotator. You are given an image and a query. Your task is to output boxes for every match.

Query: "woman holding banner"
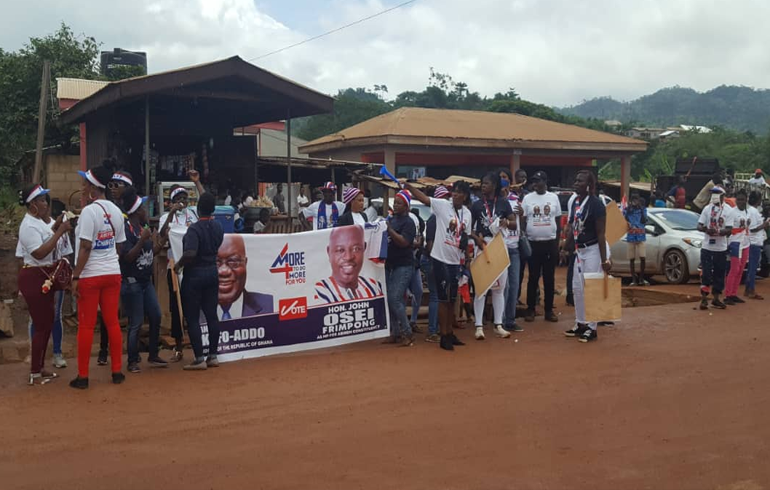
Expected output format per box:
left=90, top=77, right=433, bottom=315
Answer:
left=562, top=170, right=610, bottom=343
left=406, top=181, right=472, bottom=351
left=469, top=172, right=518, bottom=340
left=174, top=193, right=224, bottom=370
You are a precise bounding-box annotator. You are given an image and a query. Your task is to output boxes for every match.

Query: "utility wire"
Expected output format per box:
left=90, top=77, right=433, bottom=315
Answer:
left=247, top=0, right=418, bottom=61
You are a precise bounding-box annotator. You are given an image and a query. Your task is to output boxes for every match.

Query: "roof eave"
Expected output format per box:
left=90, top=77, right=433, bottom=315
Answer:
left=300, top=135, right=648, bottom=155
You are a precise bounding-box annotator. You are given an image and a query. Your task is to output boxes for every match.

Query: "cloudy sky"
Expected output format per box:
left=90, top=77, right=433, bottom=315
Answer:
left=2, top=0, right=768, bottom=107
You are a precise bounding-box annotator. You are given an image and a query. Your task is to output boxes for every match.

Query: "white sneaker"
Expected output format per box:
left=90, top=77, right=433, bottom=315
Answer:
left=475, top=327, right=485, bottom=340
left=494, top=325, right=511, bottom=338
left=53, top=354, right=67, bottom=368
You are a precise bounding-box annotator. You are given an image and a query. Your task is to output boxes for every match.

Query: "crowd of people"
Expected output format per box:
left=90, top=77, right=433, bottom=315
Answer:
left=16, top=160, right=769, bottom=388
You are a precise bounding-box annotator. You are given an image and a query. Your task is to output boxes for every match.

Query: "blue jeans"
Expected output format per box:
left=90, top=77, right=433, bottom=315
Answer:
left=746, top=244, right=762, bottom=291
left=386, top=265, right=414, bottom=338
left=408, top=266, right=423, bottom=324
left=121, top=279, right=162, bottom=364
left=181, top=266, right=220, bottom=359
left=29, top=289, right=64, bottom=355
left=420, top=256, right=439, bottom=335
left=503, top=247, right=521, bottom=328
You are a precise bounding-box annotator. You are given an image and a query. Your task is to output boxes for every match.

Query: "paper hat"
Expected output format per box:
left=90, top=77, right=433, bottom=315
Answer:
left=127, top=195, right=148, bottom=215
left=78, top=169, right=106, bottom=188
left=170, top=186, right=188, bottom=201
left=25, top=185, right=50, bottom=203
left=111, top=172, right=133, bottom=186
left=343, top=187, right=362, bottom=205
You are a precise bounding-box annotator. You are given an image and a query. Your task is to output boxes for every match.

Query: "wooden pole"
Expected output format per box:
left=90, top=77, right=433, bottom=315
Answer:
left=286, top=110, right=292, bottom=218
left=145, top=96, right=151, bottom=199
left=33, top=60, right=51, bottom=184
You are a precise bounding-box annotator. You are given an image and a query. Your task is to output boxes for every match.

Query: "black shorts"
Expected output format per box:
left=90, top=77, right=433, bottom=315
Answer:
left=431, top=258, right=460, bottom=303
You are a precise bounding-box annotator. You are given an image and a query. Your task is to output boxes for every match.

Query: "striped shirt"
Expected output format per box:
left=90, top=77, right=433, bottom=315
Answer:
left=314, top=276, right=384, bottom=304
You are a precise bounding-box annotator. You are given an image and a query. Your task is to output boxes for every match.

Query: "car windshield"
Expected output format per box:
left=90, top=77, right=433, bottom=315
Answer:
left=650, top=209, right=700, bottom=230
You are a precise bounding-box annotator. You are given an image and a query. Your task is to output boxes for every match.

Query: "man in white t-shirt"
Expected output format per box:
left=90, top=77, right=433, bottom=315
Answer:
left=520, top=171, right=562, bottom=322
left=302, top=182, right=346, bottom=230
left=406, top=181, right=472, bottom=351
left=697, top=186, right=733, bottom=309
left=748, top=169, right=767, bottom=187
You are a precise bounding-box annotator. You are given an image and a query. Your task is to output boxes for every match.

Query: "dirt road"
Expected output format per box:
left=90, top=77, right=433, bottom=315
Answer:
left=1, top=293, right=769, bottom=490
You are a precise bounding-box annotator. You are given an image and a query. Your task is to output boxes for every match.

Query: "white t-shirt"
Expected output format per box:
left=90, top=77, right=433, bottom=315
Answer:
left=729, top=206, right=750, bottom=247
left=698, top=203, right=733, bottom=252
left=224, top=195, right=232, bottom=206
left=365, top=205, right=379, bottom=223
left=159, top=206, right=199, bottom=264
left=76, top=200, right=126, bottom=279
left=522, top=191, right=562, bottom=241
left=297, top=194, right=309, bottom=206
left=16, top=218, right=73, bottom=262
left=17, top=214, right=57, bottom=266
left=504, top=193, right=521, bottom=249
left=429, top=198, right=471, bottom=265
left=302, top=200, right=346, bottom=230
left=748, top=177, right=767, bottom=186
left=748, top=206, right=766, bottom=247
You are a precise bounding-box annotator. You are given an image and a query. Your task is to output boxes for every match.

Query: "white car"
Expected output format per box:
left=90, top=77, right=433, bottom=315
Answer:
left=610, top=208, right=703, bottom=284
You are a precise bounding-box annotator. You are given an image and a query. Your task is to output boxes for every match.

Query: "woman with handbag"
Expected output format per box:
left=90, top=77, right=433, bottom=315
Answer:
left=17, top=184, right=72, bottom=385
left=69, top=165, right=127, bottom=389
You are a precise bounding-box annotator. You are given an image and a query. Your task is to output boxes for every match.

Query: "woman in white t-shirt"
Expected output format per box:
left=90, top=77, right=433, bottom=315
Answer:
left=158, top=171, right=205, bottom=360
left=406, top=181, right=472, bottom=351
left=724, top=189, right=752, bottom=305
left=69, top=165, right=127, bottom=390
left=17, top=193, right=73, bottom=370
left=746, top=191, right=769, bottom=299
left=17, top=184, right=72, bottom=385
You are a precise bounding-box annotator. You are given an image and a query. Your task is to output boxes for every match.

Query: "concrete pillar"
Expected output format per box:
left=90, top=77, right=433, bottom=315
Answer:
left=620, top=155, right=632, bottom=200
left=383, top=148, right=396, bottom=215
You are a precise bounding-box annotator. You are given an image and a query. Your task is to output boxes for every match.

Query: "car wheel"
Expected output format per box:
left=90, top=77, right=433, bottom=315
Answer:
left=663, top=249, right=689, bottom=284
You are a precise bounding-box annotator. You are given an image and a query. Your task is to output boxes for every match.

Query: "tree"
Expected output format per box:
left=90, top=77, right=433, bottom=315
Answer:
left=0, top=23, right=101, bottom=183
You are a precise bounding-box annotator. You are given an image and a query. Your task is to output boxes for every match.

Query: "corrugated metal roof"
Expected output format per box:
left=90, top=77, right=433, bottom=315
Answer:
left=300, top=107, right=648, bottom=153
left=56, top=78, right=109, bottom=101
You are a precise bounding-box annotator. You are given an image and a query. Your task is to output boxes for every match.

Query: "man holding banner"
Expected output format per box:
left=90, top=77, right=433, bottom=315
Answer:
left=563, top=170, right=610, bottom=343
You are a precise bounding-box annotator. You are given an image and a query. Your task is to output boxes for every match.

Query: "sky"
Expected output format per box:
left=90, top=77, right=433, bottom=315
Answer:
left=1, top=0, right=769, bottom=107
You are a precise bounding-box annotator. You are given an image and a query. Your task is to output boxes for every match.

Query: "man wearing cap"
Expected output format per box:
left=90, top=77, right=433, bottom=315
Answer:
left=697, top=185, right=733, bottom=310
left=521, top=171, right=562, bottom=323
left=302, top=182, right=346, bottom=230
left=158, top=169, right=205, bottom=360
left=421, top=185, right=450, bottom=342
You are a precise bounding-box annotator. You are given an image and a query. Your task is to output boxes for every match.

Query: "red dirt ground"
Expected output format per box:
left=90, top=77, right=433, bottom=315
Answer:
left=1, top=282, right=770, bottom=490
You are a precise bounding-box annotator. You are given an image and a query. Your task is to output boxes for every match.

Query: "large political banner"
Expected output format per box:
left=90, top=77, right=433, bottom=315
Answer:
left=169, top=223, right=391, bottom=362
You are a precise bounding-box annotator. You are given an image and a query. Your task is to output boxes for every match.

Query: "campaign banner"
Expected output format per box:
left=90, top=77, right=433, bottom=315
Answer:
left=169, top=222, right=391, bottom=362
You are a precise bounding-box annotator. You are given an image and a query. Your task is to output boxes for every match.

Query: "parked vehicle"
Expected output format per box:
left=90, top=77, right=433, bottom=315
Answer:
left=610, top=208, right=703, bottom=284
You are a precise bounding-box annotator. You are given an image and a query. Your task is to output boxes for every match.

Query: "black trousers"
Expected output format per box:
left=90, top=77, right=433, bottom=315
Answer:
left=527, top=239, right=559, bottom=312
left=180, top=266, right=220, bottom=359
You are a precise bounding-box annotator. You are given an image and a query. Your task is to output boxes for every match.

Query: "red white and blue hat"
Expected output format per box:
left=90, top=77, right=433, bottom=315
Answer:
left=111, top=171, right=133, bottom=186
left=25, top=185, right=50, bottom=203
left=433, top=186, right=450, bottom=199
left=321, top=182, right=337, bottom=192
left=710, top=185, right=726, bottom=194
left=343, top=187, right=362, bottom=205
left=78, top=169, right=106, bottom=188
left=395, top=189, right=412, bottom=206
left=127, top=195, right=149, bottom=215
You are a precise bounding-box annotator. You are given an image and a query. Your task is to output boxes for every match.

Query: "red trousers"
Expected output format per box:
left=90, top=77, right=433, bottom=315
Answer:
left=77, top=274, right=123, bottom=377
left=18, top=267, right=55, bottom=374
left=726, top=248, right=749, bottom=297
